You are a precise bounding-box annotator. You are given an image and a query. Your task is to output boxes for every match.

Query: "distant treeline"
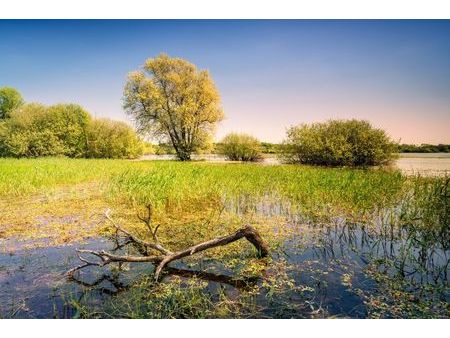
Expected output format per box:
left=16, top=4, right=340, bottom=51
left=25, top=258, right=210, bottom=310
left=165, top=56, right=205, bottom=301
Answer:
left=218, top=143, right=450, bottom=154
left=138, top=140, right=450, bottom=157
left=397, top=144, right=450, bottom=153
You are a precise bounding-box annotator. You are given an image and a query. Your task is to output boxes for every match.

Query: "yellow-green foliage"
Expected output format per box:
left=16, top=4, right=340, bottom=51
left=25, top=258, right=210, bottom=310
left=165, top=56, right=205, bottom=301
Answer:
left=0, top=103, right=143, bottom=159
left=220, top=133, right=263, bottom=162
left=280, top=119, right=397, bottom=167
left=0, top=103, right=90, bottom=157
left=142, top=142, right=156, bottom=155
left=86, top=118, right=143, bottom=159
left=123, top=54, right=224, bottom=161
left=0, top=86, right=24, bottom=119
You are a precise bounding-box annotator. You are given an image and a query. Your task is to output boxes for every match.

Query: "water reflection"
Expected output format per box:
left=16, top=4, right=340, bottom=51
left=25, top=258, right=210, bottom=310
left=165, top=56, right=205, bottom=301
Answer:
left=0, top=208, right=448, bottom=318
left=308, top=219, right=449, bottom=287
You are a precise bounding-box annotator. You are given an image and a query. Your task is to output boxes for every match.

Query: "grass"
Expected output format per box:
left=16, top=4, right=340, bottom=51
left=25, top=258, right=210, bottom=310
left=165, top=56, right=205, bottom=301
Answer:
left=0, top=157, right=408, bottom=247
left=0, top=158, right=447, bottom=245
left=0, top=157, right=142, bottom=197
left=107, top=161, right=407, bottom=217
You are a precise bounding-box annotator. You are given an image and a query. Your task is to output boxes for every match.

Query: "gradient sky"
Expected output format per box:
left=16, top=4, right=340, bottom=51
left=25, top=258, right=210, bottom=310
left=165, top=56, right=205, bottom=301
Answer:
left=0, top=20, right=449, bottom=143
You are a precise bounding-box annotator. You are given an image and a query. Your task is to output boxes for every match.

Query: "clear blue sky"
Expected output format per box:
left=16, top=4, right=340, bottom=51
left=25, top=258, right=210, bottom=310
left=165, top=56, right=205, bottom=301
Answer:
left=1, top=20, right=449, bottom=143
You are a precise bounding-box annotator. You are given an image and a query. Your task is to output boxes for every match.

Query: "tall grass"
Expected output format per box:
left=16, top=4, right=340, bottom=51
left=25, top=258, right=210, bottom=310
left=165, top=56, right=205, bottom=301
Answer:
left=0, top=157, right=148, bottom=196
left=107, top=161, right=408, bottom=219
left=1, top=158, right=446, bottom=226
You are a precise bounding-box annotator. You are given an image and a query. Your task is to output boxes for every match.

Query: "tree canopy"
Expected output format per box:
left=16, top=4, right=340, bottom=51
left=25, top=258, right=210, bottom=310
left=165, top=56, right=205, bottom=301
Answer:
left=0, top=87, right=24, bottom=119
left=123, top=54, right=224, bottom=160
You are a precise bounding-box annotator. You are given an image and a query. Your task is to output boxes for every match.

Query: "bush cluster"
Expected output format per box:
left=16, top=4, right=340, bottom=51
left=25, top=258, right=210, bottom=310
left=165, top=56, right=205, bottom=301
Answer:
left=0, top=103, right=143, bottom=159
left=279, top=119, right=397, bottom=166
left=219, top=133, right=263, bottom=162
left=0, top=87, right=24, bottom=119
left=85, top=118, right=143, bottom=159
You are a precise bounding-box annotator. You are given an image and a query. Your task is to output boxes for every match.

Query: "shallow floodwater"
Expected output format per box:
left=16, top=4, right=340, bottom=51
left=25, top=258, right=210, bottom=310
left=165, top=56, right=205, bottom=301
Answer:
left=395, top=153, right=450, bottom=176
left=139, top=153, right=450, bottom=176
left=1, top=215, right=448, bottom=318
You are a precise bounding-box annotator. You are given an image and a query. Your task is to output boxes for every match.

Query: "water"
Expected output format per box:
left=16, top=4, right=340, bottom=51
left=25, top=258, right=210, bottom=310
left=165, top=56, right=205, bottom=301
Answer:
left=395, top=153, right=450, bottom=176
left=138, top=153, right=450, bottom=176
left=1, top=214, right=448, bottom=318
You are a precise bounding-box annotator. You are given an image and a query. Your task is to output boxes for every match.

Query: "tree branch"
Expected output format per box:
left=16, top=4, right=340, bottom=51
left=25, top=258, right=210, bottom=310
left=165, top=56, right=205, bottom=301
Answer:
left=69, top=209, right=269, bottom=283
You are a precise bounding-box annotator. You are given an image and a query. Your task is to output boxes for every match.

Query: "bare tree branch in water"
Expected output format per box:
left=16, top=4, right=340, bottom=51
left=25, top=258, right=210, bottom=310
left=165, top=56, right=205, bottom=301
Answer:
left=68, top=205, right=269, bottom=282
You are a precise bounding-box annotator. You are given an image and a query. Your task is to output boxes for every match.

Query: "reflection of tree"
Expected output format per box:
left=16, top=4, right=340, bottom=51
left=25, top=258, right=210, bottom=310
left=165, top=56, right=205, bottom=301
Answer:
left=69, top=272, right=127, bottom=296
left=69, top=266, right=261, bottom=298
left=163, top=267, right=260, bottom=289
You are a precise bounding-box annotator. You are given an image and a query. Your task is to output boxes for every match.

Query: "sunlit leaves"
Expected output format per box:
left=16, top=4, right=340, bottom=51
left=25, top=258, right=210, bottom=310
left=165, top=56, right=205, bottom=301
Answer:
left=123, top=54, right=224, bottom=160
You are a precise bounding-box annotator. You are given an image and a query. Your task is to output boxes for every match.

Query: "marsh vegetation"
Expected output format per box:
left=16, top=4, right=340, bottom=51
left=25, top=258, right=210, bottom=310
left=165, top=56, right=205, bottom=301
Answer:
left=0, top=158, right=448, bottom=318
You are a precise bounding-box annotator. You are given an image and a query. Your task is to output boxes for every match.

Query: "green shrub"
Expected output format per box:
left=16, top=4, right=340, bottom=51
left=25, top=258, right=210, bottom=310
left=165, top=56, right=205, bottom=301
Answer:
left=154, top=143, right=177, bottom=155
left=85, top=118, right=143, bottom=159
left=0, top=103, right=143, bottom=159
left=0, top=87, right=24, bottom=119
left=142, top=142, right=156, bottom=155
left=220, top=133, right=263, bottom=162
left=0, top=104, right=64, bottom=157
left=260, top=142, right=279, bottom=154
left=280, top=119, right=397, bottom=166
left=46, top=104, right=91, bottom=157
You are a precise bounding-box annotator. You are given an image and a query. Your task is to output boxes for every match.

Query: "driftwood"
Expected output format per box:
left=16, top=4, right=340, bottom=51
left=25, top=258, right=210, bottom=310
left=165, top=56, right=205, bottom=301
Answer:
left=68, top=206, right=269, bottom=282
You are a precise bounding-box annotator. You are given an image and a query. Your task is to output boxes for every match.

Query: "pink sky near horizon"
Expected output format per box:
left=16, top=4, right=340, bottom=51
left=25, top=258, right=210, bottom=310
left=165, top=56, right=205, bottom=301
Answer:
left=215, top=89, right=450, bottom=145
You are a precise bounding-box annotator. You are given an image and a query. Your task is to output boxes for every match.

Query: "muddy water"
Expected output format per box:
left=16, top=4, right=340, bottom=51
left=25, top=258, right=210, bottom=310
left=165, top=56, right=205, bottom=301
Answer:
left=1, top=216, right=448, bottom=318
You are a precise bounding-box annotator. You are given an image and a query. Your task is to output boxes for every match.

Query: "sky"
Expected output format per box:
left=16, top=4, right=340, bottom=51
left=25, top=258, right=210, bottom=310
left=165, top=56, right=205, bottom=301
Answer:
left=0, top=20, right=449, bottom=144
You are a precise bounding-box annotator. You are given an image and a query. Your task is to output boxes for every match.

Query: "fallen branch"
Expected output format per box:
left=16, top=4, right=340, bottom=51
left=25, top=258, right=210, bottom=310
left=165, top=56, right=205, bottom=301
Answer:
left=105, top=208, right=171, bottom=255
left=153, top=225, right=268, bottom=281
left=68, top=207, right=269, bottom=282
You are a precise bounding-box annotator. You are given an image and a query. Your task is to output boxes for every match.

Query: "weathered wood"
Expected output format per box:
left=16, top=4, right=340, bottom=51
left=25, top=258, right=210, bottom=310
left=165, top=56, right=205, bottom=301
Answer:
left=69, top=209, right=269, bottom=282
left=105, top=209, right=172, bottom=255
left=154, top=225, right=268, bottom=281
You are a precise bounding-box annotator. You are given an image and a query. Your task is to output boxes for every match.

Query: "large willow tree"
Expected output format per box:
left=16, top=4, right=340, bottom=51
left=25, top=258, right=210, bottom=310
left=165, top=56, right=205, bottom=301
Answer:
left=123, top=54, right=224, bottom=160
